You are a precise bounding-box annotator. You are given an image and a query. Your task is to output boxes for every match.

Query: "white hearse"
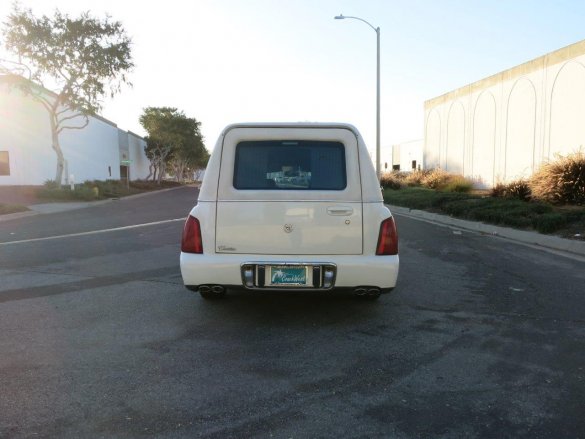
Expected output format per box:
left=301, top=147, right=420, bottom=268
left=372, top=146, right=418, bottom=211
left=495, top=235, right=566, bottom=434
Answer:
left=180, top=123, right=399, bottom=299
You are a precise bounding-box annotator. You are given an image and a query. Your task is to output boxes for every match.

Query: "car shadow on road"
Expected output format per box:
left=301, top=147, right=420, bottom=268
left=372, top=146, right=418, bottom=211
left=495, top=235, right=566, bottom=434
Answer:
left=190, top=288, right=399, bottom=328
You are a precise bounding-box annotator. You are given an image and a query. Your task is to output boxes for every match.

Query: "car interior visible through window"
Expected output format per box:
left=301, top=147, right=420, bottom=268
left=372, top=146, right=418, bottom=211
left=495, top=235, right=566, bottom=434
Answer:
left=233, top=140, right=346, bottom=190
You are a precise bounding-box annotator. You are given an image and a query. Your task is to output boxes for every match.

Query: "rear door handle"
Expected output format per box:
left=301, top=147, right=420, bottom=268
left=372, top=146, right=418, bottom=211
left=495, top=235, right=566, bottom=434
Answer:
left=327, top=206, right=354, bottom=216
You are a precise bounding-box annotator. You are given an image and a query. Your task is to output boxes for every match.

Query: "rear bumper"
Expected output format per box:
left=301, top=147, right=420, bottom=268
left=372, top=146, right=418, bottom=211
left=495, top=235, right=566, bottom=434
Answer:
left=180, top=253, right=399, bottom=290
left=186, top=285, right=395, bottom=294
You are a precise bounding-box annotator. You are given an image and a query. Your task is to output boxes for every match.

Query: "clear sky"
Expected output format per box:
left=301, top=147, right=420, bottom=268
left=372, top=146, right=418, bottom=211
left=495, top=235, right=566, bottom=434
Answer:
left=2, top=0, right=585, bottom=156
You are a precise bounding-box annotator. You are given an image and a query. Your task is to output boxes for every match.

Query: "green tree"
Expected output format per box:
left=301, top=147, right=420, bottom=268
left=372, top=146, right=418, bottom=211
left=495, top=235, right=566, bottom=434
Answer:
left=169, top=116, right=209, bottom=183
left=0, top=4, right=133, bottom=184
left=139, top=107, right=209, bottom=184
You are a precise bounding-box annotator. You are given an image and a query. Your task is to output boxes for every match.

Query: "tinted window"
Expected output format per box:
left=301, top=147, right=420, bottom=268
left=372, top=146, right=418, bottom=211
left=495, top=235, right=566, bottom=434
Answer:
left=234, top=141, right=346, bottom=190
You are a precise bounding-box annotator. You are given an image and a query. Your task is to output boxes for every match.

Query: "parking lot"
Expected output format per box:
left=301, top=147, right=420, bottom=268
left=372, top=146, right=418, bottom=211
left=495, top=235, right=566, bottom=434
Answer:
left=1, top=186, right=584, bottom=438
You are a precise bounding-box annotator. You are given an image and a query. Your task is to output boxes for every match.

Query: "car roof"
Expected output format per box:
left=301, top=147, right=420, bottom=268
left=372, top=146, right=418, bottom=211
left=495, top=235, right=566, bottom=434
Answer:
left=221, top=122, right=361, bottom=137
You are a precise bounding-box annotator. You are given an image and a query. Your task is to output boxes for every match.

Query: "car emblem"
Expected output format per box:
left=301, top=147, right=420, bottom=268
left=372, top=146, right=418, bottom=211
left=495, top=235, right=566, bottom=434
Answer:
left=283, top=224, right=293, bottom=233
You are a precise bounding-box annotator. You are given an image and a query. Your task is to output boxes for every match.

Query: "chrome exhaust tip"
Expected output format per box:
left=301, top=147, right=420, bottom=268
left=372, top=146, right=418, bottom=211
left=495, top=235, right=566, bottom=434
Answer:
left=211, top=285, right=225, bottom=294
left=354, top=288, right=367, bottom=296
left=199, top=285, right=211, bottom=293
left=367, top=288, right=381, bottom=296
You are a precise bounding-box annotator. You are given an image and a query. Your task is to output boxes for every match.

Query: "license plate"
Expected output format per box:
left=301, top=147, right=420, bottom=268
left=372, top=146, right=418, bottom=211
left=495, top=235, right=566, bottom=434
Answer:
left=268, top=266, right=308, bottom=286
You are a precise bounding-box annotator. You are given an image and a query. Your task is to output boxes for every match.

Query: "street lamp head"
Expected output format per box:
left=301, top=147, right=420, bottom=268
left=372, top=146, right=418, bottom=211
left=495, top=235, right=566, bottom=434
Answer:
left=331, top=12, right=381, bottom=180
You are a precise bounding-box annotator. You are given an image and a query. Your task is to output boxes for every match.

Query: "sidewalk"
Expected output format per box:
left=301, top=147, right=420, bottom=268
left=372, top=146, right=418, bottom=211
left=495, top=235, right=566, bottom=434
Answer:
left=388, top=204, right=585, bottom=259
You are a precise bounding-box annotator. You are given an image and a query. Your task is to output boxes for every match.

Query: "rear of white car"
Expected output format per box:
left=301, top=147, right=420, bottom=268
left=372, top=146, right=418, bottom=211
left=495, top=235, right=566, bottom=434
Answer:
left=180, top=123, right=399, bottom=299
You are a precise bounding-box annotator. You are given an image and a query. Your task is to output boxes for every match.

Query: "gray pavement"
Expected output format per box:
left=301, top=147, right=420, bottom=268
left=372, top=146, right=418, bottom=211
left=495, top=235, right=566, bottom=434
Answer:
left=0, top=187, right=584, bottom=438
left=389, top=204, right=585, bottom=259
left=4, top=187, right=583, bottom=259
left=0, top=184, right=194, bottom=223
left=27, top=200, right=112, bottom=214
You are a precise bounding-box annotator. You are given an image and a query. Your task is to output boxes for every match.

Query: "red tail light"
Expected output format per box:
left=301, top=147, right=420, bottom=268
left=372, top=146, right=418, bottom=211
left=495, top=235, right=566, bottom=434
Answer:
left=181, top=216, right=203, bottom=254
left=376, top=216, right=398, bottom=255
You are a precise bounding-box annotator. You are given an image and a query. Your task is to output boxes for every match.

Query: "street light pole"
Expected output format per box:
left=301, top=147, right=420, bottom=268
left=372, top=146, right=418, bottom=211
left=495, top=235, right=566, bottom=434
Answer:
left=335, top=14, right=381, bottom=180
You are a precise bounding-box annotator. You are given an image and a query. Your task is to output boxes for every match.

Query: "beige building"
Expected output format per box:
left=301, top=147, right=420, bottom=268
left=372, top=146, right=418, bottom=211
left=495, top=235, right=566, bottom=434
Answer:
left=424, top=39, right=585, bottom=188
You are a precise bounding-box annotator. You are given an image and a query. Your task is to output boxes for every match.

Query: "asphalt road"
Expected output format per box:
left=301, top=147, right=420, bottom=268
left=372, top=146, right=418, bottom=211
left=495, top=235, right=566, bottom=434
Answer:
left=1, top=186, right=584, bottom=438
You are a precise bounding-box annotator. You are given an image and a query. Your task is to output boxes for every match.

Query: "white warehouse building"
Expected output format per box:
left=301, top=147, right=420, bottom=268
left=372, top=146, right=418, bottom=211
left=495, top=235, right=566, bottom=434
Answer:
left=424, top=39, right=585, bottom=188
left=379, top=140, right=423, bottom=174
left=0, top=75, right=150, bottom=186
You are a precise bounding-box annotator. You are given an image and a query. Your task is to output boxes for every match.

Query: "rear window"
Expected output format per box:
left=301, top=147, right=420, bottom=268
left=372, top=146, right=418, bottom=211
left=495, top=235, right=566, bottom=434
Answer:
left=233, top=141, right=346, bottom=190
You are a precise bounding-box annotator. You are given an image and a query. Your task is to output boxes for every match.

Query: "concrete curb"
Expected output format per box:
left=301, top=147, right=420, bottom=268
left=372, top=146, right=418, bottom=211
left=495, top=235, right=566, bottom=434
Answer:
left=0, top=184, right=197, bottom=223
left=0, top=210, right=38, bottom=223
left=388, top=204, right=585, bottom=258
left=114, top=183, right=198, bottom=202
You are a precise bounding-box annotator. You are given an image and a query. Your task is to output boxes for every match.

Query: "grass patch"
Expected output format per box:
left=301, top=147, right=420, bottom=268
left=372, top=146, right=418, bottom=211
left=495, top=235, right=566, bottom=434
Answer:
left=0, top=204, right=29, bottom=215
left=37, top=179, right=182, bottom=202
left=382, top=186, right=472, bottom=210
left=39, top=185, right=101, bottom=201
left=383, top=186, right=585, bottom=235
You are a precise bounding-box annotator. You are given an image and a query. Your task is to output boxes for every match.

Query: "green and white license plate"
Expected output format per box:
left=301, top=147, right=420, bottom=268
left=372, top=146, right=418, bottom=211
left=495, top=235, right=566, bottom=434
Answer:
left=268, top=266, right=308, bottom=286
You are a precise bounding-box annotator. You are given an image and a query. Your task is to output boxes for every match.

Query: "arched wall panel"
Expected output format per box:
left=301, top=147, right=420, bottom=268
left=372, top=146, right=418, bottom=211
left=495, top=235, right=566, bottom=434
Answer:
left=549, top=61, right=585, bottom=158
left=472, top=92, right=496, bottom=187
left=505, top=78, right=536, bottom=181
left=446, top=102, right=465, bottom=174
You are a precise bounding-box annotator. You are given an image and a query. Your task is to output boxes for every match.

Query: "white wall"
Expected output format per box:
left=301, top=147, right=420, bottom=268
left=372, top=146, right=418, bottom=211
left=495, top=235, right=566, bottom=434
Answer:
left=390, top=140, right=423, bottom=172
left=0, top=84, right=55, bottom=185
left=59, top=115, right=121, bottom=183
left=424, top=39, right=585, bottom=188
left=0, top=79, right=149, bottom=185
left=380, top=145, right=393, bottom=173
left=128, top=132, right=150, bottom=180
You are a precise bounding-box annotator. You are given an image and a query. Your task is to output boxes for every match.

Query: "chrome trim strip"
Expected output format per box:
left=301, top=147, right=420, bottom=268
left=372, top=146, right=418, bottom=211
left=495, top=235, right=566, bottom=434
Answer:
left=240, top=262, right=337, bottom=290
left=241, top=261, right=338, bottom=266
left=217, top=200, right=363, bottom=203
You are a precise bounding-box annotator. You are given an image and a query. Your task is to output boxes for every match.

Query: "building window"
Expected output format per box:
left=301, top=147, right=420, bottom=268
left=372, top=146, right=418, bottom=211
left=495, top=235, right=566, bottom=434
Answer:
left=0, top=151, right=9, bottom=176
left=411, top=160, right=417, bottom=170
left=384, top=162, right=388, bottom=170
left=392, top=164, right=400, bottom=171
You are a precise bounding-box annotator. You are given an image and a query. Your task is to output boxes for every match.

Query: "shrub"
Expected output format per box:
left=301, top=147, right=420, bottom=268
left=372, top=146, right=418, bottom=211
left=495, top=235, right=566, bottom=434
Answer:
left=441, top=175, right=473, bottom=193
left=507, top=179, right=531, bottom=201
left=491, top=179, right=531, bottom=201
left=490, top=182, right=507, bottom=198
left=384, top=186, right=585, bottom=235
left=380, top=173, right=402, bottom=190
left=403, top=169, right=427, bottom=187
left=43, top=179, right=60, bottom=190
left=38, top=185, right=99, bottom=201
left=530, top=151, right=585, bottom=205
left=421, top=168, right=451, bottom=189
left=100, top=180, right=124, bottom=196
left=72, top=185, right=100, bottom=201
